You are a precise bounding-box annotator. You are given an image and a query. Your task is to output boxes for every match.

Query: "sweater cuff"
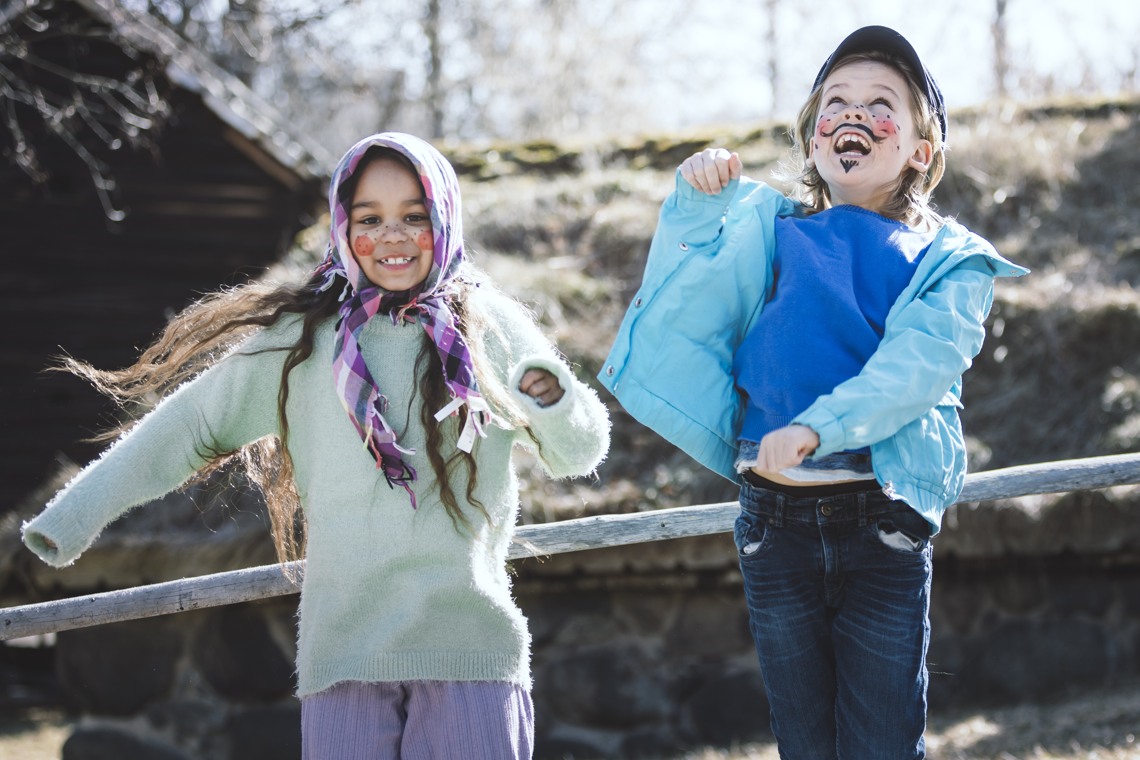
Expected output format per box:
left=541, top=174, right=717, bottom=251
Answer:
left=22, top=508, right=90, bottom=568
left=792, top=407, right=845, bottom=459
left=508, top=356, right=577, bottom=418
left=674, top=169, right=739, bottom=206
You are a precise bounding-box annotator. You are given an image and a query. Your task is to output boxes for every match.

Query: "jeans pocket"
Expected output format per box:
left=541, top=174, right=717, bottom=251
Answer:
left=873, top=511, right=932, bottom=555
left=734, top=510, right=770, bottom=560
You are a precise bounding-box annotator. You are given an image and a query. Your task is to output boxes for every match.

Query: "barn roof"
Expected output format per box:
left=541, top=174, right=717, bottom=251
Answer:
left=9, top=0, right=333, bottom=182
left=0, top=0, right=332, bottom=515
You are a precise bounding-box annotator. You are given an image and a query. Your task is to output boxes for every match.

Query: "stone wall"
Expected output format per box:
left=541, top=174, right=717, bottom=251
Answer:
left=514, top=485, right=1140, bottom=758
left=46, top=600, right=302, bottom=760
left=6, top=487, right=1140, bottom=759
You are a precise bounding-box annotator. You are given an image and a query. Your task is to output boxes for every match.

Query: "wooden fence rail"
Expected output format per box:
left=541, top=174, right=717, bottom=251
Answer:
left=3, top=453, right=1140, bottom=642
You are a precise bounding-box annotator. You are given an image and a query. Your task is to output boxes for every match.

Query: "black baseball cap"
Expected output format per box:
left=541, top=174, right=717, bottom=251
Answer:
left=812, top=25, right=947, bottom=144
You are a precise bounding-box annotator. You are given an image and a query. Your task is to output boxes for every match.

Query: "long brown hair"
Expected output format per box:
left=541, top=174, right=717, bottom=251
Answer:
left=63, top=254, right=530, bottom=566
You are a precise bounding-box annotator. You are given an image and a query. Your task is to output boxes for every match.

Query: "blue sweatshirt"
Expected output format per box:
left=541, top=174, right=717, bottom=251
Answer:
left=735, top=206, right=934, bottom=445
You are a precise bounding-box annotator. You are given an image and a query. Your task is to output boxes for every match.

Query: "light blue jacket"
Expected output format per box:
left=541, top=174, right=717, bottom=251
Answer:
left=598, top=173, right=1028, bottom=531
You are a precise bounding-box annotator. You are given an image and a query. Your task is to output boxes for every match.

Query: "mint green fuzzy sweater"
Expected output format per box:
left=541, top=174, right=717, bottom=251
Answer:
left=22, top=285, right=610, bottom=696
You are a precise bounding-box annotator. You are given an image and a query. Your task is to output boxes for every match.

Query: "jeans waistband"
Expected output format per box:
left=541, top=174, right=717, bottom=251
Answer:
left=741, top=469, right=878, bottom=497
left=740, top=476, right=903, bottom=528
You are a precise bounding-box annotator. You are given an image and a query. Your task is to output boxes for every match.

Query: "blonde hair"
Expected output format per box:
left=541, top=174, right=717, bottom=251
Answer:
left=783, top=50, right=946, bottom=228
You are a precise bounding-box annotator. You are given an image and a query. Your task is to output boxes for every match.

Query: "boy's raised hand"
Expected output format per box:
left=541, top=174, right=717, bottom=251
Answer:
left=680, top=148, right=743, bottom=195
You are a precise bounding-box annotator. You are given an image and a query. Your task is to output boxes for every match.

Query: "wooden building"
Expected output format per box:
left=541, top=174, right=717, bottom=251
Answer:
left=0, top=0, right=330, bottom=514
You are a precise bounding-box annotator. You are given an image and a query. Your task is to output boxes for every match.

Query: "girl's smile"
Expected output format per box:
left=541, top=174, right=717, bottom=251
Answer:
left=807, top=60, right=932, bottom=213
left=348, top=159, right=435, bottom=291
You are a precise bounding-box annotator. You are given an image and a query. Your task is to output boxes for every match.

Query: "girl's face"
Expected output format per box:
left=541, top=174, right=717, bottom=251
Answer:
left=807, top=60, right=933, bottom=214
left=347, top=158, right=435, bottom=291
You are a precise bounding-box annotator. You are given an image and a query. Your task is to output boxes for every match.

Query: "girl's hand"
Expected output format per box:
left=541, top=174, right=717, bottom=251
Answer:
left=754, top=424, right=820, bottom=474
left=680, top=148, right=743, bottom=195
left=518, top=368, right=564, bottom=407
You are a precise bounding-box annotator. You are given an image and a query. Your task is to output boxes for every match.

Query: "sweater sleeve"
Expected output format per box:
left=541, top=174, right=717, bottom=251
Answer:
left=21, top=325, right=295, bottom=567
left=476, top=286, right=610, bottom=479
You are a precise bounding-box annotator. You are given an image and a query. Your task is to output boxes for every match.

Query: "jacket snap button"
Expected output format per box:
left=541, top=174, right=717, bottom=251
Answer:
left=606, top=366, right=614, bottom=376
left=634, top=297, right=643, bottom=307
left=679, top=242, right=689, bottom=251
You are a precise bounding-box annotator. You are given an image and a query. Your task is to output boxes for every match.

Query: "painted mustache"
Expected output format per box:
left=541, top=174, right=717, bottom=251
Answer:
left=819, top=122, right=884, bottom=143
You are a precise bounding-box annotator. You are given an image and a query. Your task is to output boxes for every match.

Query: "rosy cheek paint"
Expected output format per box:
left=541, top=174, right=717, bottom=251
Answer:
left=353, top=235, right=375, bottom=258
left=416, top=230, right=433, bottom=251
left=873, top=115, right=898, bottom=138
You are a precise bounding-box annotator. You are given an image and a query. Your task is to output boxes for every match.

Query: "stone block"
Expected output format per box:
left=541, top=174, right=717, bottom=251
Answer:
left=1050, top=572, right=1118, bottom=617
left=664, top=591, right=753, bottom=659
left=537, top=644, right=669, bottom=728
left=192, top=603, right=294, bottom=702
left=57, top=618, right=182, bottom=716
left=62, top=726, right=189, bottom=760
left=962, top=618, right=1112, bottom=703
left=938, top=489, right=1140, bottom=559
left=682, top=669, right=770, bottom=745
left=224, top=703, right=302, bottom=760
left=520, top=590, right=614, bottom=648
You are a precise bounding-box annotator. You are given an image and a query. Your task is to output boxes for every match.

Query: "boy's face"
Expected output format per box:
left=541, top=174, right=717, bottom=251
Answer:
left=807, top=60, right=933, bottom=214
left=347, top=158, right=435, bottom=291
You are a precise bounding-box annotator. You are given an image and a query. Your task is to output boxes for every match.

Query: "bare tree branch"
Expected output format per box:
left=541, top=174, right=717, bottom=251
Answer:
left=1, top=3, right=172, bottom=219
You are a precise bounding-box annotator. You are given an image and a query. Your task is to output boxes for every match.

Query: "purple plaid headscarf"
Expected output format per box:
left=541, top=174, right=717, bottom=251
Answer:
left=314, top=132, right=491, bottom=507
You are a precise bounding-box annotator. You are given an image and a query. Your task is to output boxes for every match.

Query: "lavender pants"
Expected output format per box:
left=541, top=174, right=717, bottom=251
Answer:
left=301, top=680, right=534, bottom=760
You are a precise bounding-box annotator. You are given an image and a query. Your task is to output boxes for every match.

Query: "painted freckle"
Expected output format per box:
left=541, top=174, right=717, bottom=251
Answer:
left=353, top=235, right=375, bottom=258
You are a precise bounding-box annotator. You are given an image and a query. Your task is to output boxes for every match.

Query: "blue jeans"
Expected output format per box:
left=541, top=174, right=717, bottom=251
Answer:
left=734, top=478, right=932, bottom=759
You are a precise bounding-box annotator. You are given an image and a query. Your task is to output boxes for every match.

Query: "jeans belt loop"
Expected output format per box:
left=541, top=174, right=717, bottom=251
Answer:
left=774, top=492, right=785, bottom=527
left=857, top=491, right=867, bottom=527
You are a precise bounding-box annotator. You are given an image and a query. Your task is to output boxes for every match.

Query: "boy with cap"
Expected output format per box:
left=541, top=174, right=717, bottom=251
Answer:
left=599, top=26, right=1026, bottom=757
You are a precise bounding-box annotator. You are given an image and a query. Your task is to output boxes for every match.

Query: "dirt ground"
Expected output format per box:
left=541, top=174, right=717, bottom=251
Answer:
left=682, top=679, right=1140, bottom=760
left=1, top=681, right=1137, bottom=760
left=0, top=709, right=70, bottom=760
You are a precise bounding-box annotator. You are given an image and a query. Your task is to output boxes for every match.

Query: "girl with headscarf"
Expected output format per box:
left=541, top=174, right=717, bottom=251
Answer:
left=22, top=132, right=610, bottom=759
